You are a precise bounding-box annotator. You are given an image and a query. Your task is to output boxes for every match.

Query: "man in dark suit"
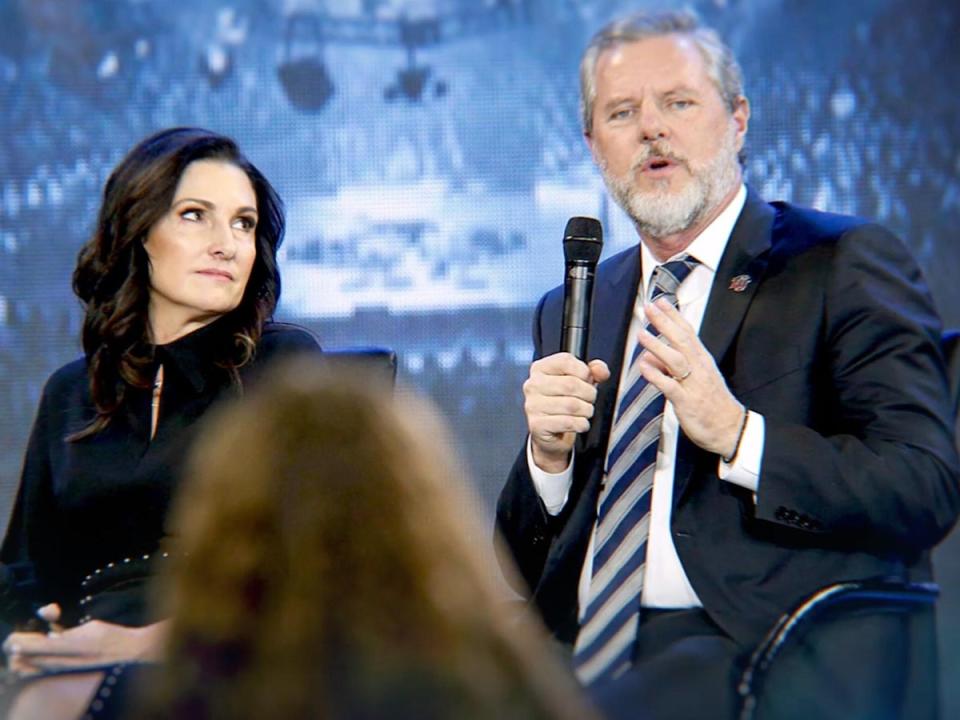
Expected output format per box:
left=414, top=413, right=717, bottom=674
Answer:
left=495, top=10, right=960, bottom=719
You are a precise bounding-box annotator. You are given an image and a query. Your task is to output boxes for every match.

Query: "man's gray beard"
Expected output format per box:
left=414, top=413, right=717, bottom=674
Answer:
left=602, top=129, right=741, bottom=241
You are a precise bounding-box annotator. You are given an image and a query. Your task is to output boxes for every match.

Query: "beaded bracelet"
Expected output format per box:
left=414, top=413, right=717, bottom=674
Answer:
left=722, top=404, right=750, bottom=465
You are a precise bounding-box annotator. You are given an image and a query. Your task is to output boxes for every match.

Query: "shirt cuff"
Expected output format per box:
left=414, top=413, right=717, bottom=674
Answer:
left=718, top=410, right=764, bottom=494
left=527, top=436, right=574, bottom=516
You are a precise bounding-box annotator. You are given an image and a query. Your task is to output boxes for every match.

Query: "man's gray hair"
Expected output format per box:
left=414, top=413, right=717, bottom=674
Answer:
left=579, top=9, right=745, bottom=135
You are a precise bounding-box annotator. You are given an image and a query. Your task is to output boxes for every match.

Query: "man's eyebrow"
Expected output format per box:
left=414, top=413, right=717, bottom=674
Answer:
left=601, top=95, right=636, bottom=110
left=600, top=85, right=702, bottom=109
left=662, top=85, right=701, bottom=97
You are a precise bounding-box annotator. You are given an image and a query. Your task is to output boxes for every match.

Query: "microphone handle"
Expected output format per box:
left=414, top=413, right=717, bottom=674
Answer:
left=562, top=263, right=595, bottom=360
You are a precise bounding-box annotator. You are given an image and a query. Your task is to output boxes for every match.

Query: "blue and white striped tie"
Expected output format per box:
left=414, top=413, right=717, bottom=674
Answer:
left=573, top=255, right=700, bottom=686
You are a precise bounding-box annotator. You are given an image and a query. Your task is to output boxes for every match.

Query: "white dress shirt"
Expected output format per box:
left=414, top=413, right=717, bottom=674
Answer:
left=528, top=184, right=766, bottom=614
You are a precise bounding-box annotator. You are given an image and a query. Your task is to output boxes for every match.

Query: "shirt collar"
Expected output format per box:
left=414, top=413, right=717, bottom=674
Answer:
left=640, top=183, right=747, bottom=290
left=154, top=317, right=234, bottom=393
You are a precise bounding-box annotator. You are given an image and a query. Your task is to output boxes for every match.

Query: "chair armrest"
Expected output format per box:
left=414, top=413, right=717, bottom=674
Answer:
left=737, top=579, right=939, bottom=720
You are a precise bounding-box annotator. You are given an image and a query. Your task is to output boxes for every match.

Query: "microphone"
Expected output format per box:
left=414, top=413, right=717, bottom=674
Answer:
left=561, top=217, right=603, bottom=360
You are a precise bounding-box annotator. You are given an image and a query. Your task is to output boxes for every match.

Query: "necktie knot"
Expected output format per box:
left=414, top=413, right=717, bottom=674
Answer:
left=650, top=254, right=700, bottom=303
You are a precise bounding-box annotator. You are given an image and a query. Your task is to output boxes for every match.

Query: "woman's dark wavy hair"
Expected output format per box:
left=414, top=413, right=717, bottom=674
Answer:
left=70, top=127, right=284, bottom=439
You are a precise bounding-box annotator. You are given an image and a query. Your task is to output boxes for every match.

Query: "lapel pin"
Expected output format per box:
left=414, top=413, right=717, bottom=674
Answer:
left=728, top=274, right=752, bottom=293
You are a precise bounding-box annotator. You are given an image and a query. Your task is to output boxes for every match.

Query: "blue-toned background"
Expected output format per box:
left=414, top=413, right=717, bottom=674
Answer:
left=1, top=0, right=958, bottom=710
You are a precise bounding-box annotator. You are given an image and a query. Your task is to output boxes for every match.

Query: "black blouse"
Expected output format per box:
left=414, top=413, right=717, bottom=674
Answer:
left=0, top=320, right=320, bottom=630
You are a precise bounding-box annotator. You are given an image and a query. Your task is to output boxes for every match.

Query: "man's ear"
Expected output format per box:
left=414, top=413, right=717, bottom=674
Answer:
left=732, top=95, right=750, bottom=148
left=584, top=131, right=597, bottom=164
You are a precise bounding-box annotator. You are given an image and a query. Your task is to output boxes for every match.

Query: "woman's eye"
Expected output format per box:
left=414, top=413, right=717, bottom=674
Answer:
left=234, top=216, right=256, bottom=232
left=180, top=209, right=203, bottom=222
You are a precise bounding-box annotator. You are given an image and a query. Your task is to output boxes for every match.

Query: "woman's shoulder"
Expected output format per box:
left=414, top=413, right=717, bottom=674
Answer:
left=245, top=323, right=322, bottom=379
left=258, top=322, right=322, bottom=355
left=41, top=357, right=89, bottom=402
left=25, top=358, right=92, bottom=435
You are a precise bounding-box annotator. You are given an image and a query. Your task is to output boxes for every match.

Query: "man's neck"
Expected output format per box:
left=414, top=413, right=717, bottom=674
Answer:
left=639, top=181, right=742, bottom=262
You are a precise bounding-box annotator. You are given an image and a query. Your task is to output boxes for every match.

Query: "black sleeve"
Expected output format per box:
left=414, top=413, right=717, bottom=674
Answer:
left=495, top=294, right=555, bottom=596
left=257, top=322, right=323, bottom=356
left=0, top=379, right=62, bottom=628
left=242, top=322, right=323, bottom=385
left=756, top=223, right=960, bottom=551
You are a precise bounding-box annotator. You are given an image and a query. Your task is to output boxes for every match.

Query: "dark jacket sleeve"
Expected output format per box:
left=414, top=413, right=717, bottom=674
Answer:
left=754, top=223, right=960, bottom=552
left=495, top=294, right=555, bottom=597
left=257, top=322, right=323, bottom=357
left=242, top=322, right=323, bottom=384
left=0, top=375, right=63, bottom=628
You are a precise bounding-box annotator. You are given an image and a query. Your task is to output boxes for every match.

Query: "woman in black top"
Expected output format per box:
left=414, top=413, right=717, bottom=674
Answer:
left=0, top=127, right=320, bottom=673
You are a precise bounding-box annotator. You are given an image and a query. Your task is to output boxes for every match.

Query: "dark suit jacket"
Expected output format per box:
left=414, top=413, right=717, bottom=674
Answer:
left=496, top=190, right=960, bottom=648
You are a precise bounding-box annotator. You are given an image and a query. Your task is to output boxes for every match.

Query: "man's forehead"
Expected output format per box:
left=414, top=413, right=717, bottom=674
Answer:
left=595, top=34, right=709, bottom=87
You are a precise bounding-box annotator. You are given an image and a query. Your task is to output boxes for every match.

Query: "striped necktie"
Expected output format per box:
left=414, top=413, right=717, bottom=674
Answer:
left=573, top=254, right=700, bottom=685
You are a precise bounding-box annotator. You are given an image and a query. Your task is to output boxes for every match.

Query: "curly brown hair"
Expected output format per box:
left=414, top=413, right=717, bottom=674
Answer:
left=142, top=362, right=596, bottom=720
left=70, top=127, right=284, bottom=439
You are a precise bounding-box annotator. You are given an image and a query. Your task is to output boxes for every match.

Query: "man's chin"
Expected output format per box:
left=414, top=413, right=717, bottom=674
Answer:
left=633, top=216, right=696, bottom=240
left=631, top=173, right=684, bottom=195
left=631, top=186, right=683, bottom=206
left=626, top=193, right=704, bottom=238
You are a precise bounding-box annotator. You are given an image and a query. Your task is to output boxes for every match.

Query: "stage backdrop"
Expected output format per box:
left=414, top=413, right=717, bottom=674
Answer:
left=1, top=0, right=958, bottom=711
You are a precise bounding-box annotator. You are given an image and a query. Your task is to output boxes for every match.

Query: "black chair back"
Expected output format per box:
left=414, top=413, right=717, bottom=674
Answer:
left=322, top=347, right=398, bottom=388
left=942, top=330, right=960, bottom=415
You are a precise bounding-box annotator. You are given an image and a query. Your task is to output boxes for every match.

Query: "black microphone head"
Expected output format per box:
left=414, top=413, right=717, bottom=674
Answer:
left=563, top=217, right=603, bottom=264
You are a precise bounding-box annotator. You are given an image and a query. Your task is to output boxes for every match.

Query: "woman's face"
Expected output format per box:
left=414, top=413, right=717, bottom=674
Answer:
left=144, top=159, right=258, bottom=343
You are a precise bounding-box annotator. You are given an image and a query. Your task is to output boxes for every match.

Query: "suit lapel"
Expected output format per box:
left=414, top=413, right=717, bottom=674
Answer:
left=566, top=194, right=778, bottom=512
left=579, top=246, right=641, bottom=456
left=699, top=189, right=775, bottom=363
left=674, top=190, right=776, bottom=502
left=583, top=193, right=774, bottom=461
left=544, top=247, right=640, bottom=592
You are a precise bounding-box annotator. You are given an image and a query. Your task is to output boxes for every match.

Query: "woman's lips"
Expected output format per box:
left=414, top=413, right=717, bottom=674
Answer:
left=196, top=269, right=234, bottom=281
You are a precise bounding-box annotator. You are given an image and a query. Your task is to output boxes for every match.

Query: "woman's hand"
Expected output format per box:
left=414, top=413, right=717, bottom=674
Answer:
left=3, top=605, right=167, bottom=675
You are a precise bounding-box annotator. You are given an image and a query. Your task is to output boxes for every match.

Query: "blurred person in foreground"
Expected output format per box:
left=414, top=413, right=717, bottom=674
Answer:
left=0, top=127, right=319, bottom=684
left=121, top=360, right=597, bottom=720
left=496, top=9, right=960, bottom=719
